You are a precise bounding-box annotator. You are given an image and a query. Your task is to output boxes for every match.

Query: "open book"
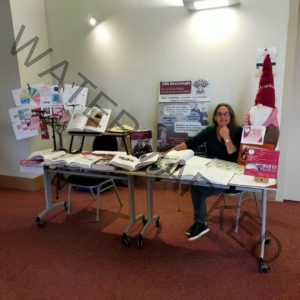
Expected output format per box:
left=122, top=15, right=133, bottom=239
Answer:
left=173, top=157, right=235, bottom=185
left=146, top=149, right=194, bottom=175
left=90, top=151, right=125, bottom=171
left=109, top=152, right=159, bottom=172
left=106, top=123, right=136, bottom=133
left=66, top=106, right=112, bottom=133
left=43, top=153, right=117, bottom=170
left=27, top=149, right=67, bottom=161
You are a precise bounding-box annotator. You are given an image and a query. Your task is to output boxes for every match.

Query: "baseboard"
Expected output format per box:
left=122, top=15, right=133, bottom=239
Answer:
left=0, top=175, right=44, bottom=191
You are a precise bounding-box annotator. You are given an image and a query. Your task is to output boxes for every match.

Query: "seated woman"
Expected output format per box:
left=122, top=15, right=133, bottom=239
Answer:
left=173, top=103, right=243, bottom=241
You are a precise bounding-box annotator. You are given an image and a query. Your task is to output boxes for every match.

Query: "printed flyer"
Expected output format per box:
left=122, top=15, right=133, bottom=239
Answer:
left=244, top=148, right=280, bottom=179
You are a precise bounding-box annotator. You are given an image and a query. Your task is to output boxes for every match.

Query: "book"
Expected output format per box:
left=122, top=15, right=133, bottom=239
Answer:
left=91, top=157, right=117, bottom=171
left=44, top=153, right=101, bottom=168
left=109, top=152, right=159, bottom=172
left=130, top=130, right=153, bottom=157
left=66, top=106, right=112, bottom=133
left=174, top=163, right=235, bottom=185
left=106, top=123, right=136, bottom=133
left=27, top=149, right=67, bottom=161
left=90, top=151, right=124, bottom=171
left=172, top=156, right=237, bottom=185
left=241, top=125, right=266, bottom=145
left=92, top=150, right=126, bottom=171
left=146, top=149, right=194, bottom=175
left=20, top=165, right=44, bottom=174
left=237, top=143, right=274, bottom=165
left=205, top=158, right=244, bottom=175
left=19, top=158, right=45, bottom=174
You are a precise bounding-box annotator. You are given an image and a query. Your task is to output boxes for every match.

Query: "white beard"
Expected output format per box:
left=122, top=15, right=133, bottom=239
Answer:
left=249, top=104, right=272, bottom=125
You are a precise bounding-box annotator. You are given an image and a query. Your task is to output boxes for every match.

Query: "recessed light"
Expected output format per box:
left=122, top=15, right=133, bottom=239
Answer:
left=89, top=16, right=96, bottom=26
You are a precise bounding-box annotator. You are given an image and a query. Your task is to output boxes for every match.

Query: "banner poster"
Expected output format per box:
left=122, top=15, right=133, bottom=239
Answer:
left=157, top=79, right=211, bottom=152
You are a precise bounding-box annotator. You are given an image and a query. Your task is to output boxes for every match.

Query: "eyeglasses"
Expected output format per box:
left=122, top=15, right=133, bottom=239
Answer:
left=216, top=111, right=231, bottom=117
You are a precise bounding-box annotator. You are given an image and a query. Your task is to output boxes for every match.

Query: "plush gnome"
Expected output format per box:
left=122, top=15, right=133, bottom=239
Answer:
left=245, top=53, right=280, bottom=148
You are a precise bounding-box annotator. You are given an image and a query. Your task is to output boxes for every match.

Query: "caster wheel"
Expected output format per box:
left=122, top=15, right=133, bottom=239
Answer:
left=155, top=217, right=160, bottom=228
left=260, top=264, right=270, bottom=273
left=142, top=215, right=147, bottom=225
left=136, top=234, right=143, bottom=249
left=259, top=258, right=270, bottom=273
left=122, top=233, right=131, bottom=247
left=35, top=217, right=45, bottom=228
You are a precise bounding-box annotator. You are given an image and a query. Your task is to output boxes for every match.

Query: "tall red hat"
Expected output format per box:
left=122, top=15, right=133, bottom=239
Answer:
left=255, top=54, right=275, bottom=108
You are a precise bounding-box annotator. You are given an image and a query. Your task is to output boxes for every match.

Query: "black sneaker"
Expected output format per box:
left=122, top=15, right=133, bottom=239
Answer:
left=187, top=223, right=210, bottom=241
left=185, top=223, right=197, bottom=236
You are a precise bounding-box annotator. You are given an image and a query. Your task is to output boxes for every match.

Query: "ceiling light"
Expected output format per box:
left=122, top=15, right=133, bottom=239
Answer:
left=183, top=0, right=240, bottom=11
left=89, top=16, right=96, bottom=26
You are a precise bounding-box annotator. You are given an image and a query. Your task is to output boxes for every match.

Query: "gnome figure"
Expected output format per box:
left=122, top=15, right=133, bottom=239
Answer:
left=245, top=53, right=280, bottom=148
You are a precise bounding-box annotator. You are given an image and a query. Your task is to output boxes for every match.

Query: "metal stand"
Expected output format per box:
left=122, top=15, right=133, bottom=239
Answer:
left=37, top=111, right=68, bottom=198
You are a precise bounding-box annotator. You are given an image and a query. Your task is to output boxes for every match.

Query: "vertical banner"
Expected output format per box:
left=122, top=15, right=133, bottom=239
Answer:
left=157, top=79, right=211, bottom=152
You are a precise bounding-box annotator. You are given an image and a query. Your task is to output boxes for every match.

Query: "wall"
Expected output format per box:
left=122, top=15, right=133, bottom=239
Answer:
left=278, top=0, right=300, bottom=201
left=0, top=0, right=53, bottom=179
left=43, top=0, right=289, bottom=129
left=0, top=0, right=27, bottom=178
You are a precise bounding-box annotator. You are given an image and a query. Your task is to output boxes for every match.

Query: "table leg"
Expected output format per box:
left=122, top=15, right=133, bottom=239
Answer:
left=259, top=188, right=270, bottom=272
left=122, top=175, right=144, bottom=246
left=35, top=168, right=65, bottom=227
left=136, top=177, right=160, bottom=248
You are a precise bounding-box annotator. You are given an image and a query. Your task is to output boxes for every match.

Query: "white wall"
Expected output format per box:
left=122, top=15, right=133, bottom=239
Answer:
left=278, top=0, right=300, bottom=201
left=0, top=0, right=53, bottom=178
left=42, top=0, right=289, bottom=129
left=0, top=0, right=29, bottom=178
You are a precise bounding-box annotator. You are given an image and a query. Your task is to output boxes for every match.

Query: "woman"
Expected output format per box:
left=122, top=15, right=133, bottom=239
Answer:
left=173, top=103, right=242, bottom=241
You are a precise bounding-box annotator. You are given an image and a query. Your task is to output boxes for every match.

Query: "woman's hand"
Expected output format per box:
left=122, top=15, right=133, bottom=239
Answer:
left=218, top=126, right=230, bottom=141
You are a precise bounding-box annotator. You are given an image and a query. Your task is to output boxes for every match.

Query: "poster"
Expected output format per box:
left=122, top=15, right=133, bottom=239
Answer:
left=8, top=106, right=39, bottom=140
left=9, top=82, right=88, bottom=141
left=157, top=79, right=210, bottom=152
left=12, top=83, right=43, bottom=108
left=244, top=148, right=280, bottom=179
